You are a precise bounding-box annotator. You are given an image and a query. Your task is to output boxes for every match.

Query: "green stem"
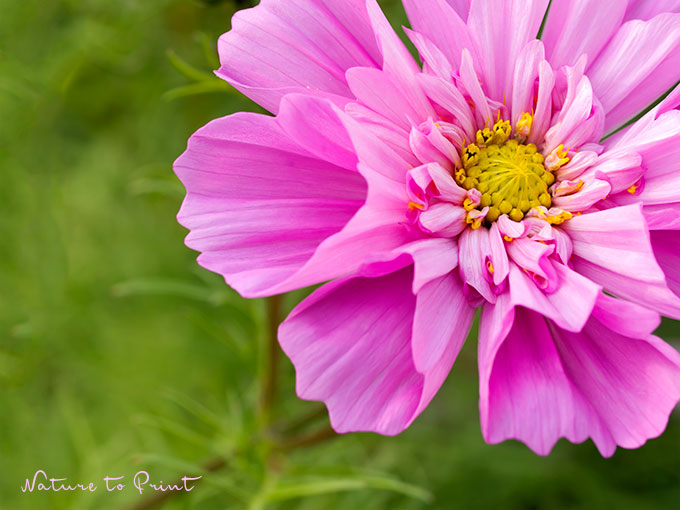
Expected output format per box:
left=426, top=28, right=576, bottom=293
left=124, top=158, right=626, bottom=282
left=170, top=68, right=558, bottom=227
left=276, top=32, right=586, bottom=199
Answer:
left=259, top=295, right=284, bottom=425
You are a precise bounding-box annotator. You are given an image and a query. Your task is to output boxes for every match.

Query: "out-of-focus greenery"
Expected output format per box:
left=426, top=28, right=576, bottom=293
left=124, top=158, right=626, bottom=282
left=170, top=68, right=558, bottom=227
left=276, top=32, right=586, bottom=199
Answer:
left=1, top=1, right=679, bottom=509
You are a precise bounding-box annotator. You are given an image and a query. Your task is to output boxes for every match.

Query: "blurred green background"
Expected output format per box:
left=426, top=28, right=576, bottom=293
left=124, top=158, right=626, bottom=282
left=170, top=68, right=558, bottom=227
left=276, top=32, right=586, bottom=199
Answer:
left=1, top=1, right=679, bottom=509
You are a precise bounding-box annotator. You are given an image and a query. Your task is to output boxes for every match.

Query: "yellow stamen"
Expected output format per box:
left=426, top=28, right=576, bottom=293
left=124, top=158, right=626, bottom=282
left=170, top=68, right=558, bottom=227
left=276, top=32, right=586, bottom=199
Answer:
left=503, top=235, right=514, bottom=242
left=466, top=209, right=487, bottom=230
left=492, top=119, right=512, bottom=145
left=455, top=168, right=467, bottom=185
left=545, top=144, right=570, bottom=171
left=462, top=144, right=480, bottom=169
left=463, top=198, right=477, bottom=211
left=515, top=112, right=533, bottom=139
left=546, top=210, right=573, bottom=225
left=408, top=201, right=425, bottom=211
left=627, top=185, right=637, bottom=194
left=476, top=128, right=495, bottom=147
left=487, top=261, right=495, bottom=274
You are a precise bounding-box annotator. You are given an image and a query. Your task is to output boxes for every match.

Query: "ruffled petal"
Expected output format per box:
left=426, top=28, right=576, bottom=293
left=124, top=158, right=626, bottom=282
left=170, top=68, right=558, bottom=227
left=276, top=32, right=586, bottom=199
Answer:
left=542, top=0, right=627, bottom=69
left=506, top=261, right=601, bottom=332
left=216, top=0, right=381, bottom=112
left=588, top=13, right=680, bottom=133
left=479, top=304, right=614, bottom=456
left=174, top=111, right=366, bottom=298
left=279, top=267, right=463, bottom=435
left=550, top=296, right=680, bottom=453
left=564, top=205, right=680, bottom=318
left=479, top=294, right=680, bottom=456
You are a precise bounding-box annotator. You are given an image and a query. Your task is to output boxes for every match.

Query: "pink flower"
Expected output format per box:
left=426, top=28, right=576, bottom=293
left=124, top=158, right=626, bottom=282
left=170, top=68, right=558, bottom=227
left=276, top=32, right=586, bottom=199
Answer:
left=174, top=0, right=680, bottom=456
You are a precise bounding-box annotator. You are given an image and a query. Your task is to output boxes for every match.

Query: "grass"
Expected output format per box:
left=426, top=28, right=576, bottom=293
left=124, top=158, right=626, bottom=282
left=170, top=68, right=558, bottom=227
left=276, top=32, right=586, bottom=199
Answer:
left=1, top=1, right=679, bottom=509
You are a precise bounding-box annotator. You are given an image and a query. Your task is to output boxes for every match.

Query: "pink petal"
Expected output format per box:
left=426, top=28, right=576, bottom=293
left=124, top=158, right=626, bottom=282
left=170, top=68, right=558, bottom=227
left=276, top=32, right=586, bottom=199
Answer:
left=445, top=0, right=471, bottom=20
left=479, top=294, right=680, bottom=456
left=511, top=40, right=546, bottom=127
left=458, top=227, right=497, bottom=303
left=216, top=0, right=381, bottom=112
left=405, top=28, right=454, bottom=79
left=543, top=72, right=604, bottom=153
left=651, top=230, right=680, bottom=297
left=364, top=0, right=436, bottom=122
left=644, top=204, right=680, bottom=230
left=588, top=13, right=680, bottom=133
left=551, top=297, right=680, bottom=453
left=347, top=67, right=429, bottom=131
left=505, top=238, right=558, bottom=292
left=625, top=0, right=680, bottom=21
left=174, top=112, right=366, bottom=298
left=279, top=267, right=465, bottom=435
left=610, top=110, right=680, bottom=206
left=417, top=73, right=477, bottom=140
left=277, top=95, right=358, bottom=170
left=528, top=61, right=556, bottom=145
left=584, top=149, right=643, bottom=194
left=542, top=0, right=627, bottom=69
left=506, top=262, right=601, bottom=332
left=402, top=0, right=476, bottom=70
left=413, top=272, right=475, bottom=373
left=551, top=175, right=611, bottom=212
left=467, top=0, right=550, bottom=101
left=345, top=102, right=418, bottom=167
left=479, top=304, right=614, bottom=456
left=418, top=203, right=467, bottom=237
left=564, top=205, right=680, bottom=319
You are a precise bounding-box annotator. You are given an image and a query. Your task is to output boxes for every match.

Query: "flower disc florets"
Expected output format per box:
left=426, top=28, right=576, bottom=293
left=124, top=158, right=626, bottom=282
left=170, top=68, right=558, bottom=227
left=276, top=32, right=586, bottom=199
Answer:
left=455, top=116, right=565, bottom=227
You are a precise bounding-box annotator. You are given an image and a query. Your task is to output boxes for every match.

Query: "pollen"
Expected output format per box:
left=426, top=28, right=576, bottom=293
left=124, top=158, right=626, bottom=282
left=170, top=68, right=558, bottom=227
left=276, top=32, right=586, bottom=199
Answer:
left=457, top=119, right=555, bottom=225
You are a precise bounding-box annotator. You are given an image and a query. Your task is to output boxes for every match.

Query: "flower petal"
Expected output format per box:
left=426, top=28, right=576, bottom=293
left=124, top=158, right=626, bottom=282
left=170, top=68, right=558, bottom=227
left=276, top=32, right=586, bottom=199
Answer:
left=651, top=230, right=680, bottom=297
left=479, top=304, right=614, bottom=456
left=625, top=0, right=680, bottom=22
left=279, top=267, right=461, bottom=435
left=542, top=0, right=627, bottom=69
left=507, top=261, right=601, bottom=332
left=479, top=294, right=680, bottom=456
left=413, top=272, right=475, bottom=373
left=588, top=13, right=680, bottom=133
left=174, top=112, right=366, bottom=298
left=277, top=95, right=358, bottom=169
left=467, top=0, right=550, bottom=101
left=564, top=205, right=680, bottom=318
left=216, top=0, right=381, bottom=112
left=551, top=296, right=680, bottom=453
left=402, top=0, right=476, bottom=71
left=445, top=0, right=471, bottom=20
left=362, top=0, right=436, bottom=123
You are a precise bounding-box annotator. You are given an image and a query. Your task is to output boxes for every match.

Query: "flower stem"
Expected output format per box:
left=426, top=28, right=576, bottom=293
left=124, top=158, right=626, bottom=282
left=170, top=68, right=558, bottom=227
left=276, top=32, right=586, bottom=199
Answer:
left=259, top=295, right=283, bottom=425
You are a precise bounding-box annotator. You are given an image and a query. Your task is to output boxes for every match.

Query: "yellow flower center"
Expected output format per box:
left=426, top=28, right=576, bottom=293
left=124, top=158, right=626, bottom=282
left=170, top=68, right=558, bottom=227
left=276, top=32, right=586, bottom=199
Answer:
left=456, top=117, right=559, bottom=225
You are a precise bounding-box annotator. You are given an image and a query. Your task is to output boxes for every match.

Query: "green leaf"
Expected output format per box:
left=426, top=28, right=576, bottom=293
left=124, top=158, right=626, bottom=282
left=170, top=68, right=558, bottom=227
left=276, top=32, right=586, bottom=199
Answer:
left=264, top=474, right=433, bottom=504
left=111, top=278, right=228, bottom=305
left=163, top=80, right=235, bottom=101
left=137, top=453, right=251, bottom=502
left=166, top=49, right=215, bottom=82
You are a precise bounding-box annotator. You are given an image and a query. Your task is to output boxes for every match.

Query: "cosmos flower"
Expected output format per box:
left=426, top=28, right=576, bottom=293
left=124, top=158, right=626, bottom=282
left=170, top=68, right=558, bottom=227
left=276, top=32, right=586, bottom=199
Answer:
left=174, top=0, right=680, bottom=456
